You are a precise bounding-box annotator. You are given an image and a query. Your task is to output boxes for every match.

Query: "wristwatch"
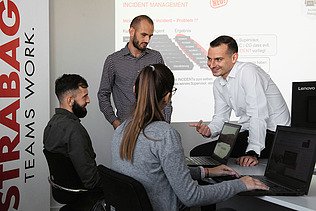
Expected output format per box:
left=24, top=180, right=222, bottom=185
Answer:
left=246, top=150, right=259, bottom=158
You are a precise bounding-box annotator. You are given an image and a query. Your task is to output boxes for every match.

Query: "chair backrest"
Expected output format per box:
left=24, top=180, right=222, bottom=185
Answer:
left=43, top=149, right=86, bottom=204
left=97, top=165, right=153, bottom=211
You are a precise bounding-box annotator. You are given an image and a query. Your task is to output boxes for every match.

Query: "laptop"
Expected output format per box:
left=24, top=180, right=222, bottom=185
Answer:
left=235, top=126, right=316, bottom=196
left=186, top=122, right=241, bottom=167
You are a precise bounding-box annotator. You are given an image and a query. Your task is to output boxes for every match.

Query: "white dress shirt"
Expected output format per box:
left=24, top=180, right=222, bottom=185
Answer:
left=208, top=61, right=290, bottom=155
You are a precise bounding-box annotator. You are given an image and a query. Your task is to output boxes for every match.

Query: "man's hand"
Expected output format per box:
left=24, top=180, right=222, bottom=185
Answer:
left=236, top=155, right=259, bottom=167
left=189, top=120, right=211, bottom=138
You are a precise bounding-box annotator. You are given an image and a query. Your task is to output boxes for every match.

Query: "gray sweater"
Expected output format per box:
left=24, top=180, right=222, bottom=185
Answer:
left=112, top=121, right=247, bottom=211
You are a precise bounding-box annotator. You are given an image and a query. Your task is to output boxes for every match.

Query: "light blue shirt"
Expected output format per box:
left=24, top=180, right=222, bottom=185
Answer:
left=208, top=61, right=290, bottom=155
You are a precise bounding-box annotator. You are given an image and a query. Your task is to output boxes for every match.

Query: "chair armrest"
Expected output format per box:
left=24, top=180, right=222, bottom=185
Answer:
left=48, top=176, right=88, bottom=193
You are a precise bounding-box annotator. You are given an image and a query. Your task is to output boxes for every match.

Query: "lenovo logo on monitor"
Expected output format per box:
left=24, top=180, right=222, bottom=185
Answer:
left=292, top=81, right=316, bottom=128
left=298, top=86, right=316, bottom=91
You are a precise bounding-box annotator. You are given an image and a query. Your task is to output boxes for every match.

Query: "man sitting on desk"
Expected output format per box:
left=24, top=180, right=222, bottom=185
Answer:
left=190, top=35, right=290, bottom=167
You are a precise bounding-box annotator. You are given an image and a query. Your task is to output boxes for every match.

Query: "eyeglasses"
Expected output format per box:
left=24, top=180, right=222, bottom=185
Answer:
left=171, top=87, right=177, bottom=95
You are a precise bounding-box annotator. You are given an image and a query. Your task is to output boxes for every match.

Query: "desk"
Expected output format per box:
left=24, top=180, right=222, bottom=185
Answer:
left=219, top=159, right=316, bottom=211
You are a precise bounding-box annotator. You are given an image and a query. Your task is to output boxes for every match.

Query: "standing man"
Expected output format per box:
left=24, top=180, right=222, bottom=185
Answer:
left=190, top=35, right=290, bottom=167
left=43, top=74, right=104, bottom=210
left=98, top=15, right=172, bottom=129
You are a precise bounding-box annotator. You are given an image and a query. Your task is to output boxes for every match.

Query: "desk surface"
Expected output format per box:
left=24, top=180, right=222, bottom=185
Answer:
left=226, top=159, right=316, bottom=211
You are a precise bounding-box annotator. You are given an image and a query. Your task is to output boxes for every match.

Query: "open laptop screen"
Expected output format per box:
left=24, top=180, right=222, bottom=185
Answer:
left=265, top=126, right=316, bottom=193
left=213, top=123, right=241, bottom=159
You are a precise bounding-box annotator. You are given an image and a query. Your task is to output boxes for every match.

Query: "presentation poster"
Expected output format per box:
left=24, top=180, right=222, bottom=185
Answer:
left=115, top=0, right=316, bottom=122
left=0, top=0, right=50, bottom=210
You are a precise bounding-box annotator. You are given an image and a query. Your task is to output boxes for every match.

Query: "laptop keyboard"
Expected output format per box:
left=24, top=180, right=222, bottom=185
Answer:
left=186, top=157, right=219, bottom=166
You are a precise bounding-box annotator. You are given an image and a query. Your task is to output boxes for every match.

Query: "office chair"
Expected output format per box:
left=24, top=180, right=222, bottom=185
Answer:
left=43, top=149, right=88, bottom=207
left=97, top=164, right=153, bottom=211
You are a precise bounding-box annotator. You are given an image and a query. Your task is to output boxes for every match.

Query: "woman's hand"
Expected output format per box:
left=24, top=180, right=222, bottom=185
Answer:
left=240, top=176, right=269, bottom=191
left=204, top=164, right=240, bottom=178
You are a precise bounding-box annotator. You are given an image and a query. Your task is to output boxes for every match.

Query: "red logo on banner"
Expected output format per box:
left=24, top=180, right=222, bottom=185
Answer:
left=210, top=0, right=228, bottom=8
left=0, top=0, right=21, bottom=210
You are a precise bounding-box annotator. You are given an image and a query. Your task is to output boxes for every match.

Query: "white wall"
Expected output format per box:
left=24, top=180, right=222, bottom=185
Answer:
left=50, top=0, right=115, bottom=168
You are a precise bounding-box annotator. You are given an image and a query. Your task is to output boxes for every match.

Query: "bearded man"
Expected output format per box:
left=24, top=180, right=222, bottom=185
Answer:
left=97, top=15, right=172, bottom=129
left=43, top=74, right=104, bottom=210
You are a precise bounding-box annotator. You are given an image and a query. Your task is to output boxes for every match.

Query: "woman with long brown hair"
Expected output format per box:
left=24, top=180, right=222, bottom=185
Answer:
left=111, top=63, right=268, bottom=210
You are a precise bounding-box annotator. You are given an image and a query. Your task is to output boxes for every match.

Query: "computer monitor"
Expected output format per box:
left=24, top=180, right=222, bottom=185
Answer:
left=291, top=81, right=316, bottom=128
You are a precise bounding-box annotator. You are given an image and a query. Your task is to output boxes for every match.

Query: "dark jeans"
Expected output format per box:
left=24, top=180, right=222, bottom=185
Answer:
left=230, top=130, right=275, bottom=158
left=190, top=130, right=275, bottom=159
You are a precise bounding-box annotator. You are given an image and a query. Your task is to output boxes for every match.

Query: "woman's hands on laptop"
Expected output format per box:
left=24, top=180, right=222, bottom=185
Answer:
left=204, top=164, right=240, bottom=178
left=240, top=176, right=269, bottom=191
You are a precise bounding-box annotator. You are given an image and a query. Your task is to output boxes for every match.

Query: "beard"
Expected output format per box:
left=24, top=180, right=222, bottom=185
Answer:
left=132, top=36, right=147, bottom=52
left=72, top=100, right=87, bottom=118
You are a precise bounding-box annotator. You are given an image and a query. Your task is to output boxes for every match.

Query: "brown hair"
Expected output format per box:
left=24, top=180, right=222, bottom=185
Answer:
left=120, top=64, right=174, bottom=161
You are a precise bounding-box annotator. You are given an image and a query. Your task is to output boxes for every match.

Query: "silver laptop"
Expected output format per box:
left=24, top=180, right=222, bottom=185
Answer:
left=237, top=125, right=316, bottom=196
left=186, top=122, right=241, bottom=167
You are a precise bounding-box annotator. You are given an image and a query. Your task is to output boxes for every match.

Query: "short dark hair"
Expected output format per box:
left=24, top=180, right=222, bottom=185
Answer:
left=55, top=74, right=88, bottom=102
left=130, top=15, right=154, bottom=28
left=210, top=35, right=238, bottom=54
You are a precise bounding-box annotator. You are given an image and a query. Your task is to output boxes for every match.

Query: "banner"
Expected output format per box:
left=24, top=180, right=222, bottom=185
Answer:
left=0, top=0, right=50, bottom=210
